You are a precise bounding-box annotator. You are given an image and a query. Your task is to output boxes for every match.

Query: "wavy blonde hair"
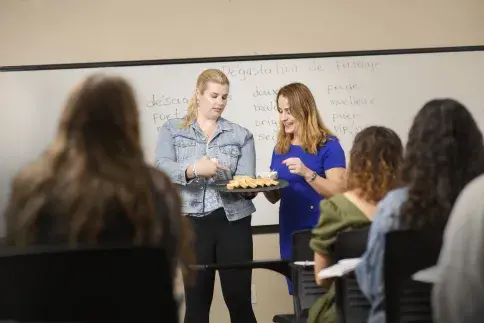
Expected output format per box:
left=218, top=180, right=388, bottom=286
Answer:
left=275, top=83, right=334, bottom=154
left=183, top=69, right=230, bottom=128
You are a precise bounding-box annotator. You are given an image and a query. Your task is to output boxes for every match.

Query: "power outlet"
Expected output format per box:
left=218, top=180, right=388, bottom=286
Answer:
left=251, top=284, right=257, bottom=304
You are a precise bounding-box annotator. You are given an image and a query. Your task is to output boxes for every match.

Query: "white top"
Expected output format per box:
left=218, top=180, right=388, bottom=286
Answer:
left=431, top=174, right=484, bottom=323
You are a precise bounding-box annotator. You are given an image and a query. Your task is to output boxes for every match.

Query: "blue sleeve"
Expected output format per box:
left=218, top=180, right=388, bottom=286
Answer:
left=355, top=190, right=403, bottom=306
left=322, top=138, right=346, bottom=172
left=355, top=202, right=391, bottom=303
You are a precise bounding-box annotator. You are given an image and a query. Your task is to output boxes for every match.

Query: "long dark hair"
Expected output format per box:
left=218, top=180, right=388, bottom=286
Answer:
left=399, top=98, right=484, bottom=229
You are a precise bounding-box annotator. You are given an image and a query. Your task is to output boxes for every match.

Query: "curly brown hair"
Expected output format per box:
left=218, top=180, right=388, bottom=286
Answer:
left=346, top=126, right=403, bottom=203
left=399, top=98, right=484, bottom=230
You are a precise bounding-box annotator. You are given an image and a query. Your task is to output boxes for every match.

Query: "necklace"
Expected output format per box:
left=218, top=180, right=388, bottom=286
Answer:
left=202, top=123, right=217, bottom=142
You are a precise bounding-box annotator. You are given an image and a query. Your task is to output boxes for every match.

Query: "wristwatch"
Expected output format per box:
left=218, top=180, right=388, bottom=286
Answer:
left=307, top=171, right=317, bottom=182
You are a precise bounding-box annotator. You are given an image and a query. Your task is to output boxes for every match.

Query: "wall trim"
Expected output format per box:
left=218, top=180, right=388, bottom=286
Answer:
left=2, top=45, right=484, bottom=72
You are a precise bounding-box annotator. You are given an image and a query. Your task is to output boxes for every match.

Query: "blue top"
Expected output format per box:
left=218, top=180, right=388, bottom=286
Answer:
left=355, top=187, right=408, bottom=323
left=270, top=136, right=346, bottom=261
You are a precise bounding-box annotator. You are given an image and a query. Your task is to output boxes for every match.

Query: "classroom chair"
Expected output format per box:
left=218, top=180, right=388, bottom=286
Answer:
left=273, top=229, right=325, bottom=323
left=333, top=226, right=371, bottom=323
left=384, top=229, right=443, bottom=323
left=0, top=244, right=178, bottom=322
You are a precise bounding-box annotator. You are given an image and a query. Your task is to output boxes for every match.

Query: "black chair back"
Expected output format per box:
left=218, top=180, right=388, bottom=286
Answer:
left=384, top=230, right=443, bottom=323
left=333, top=226, right=371, bottom=323
left=292, top=229, right=325, bottom=317
left=274, top=229, right=325, bottom=322
left=333, top=226, right=370, bottom=262
left=292, top=228, right=313, bottom=261
left=0, top=245, right=178, bottom=322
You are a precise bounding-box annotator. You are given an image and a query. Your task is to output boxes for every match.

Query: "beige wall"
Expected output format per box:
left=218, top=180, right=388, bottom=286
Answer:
left=1, top=0, right=483, bottom=322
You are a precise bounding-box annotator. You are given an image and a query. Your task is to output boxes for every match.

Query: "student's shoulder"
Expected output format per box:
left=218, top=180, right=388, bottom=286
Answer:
left=320, top=194, right=345, bottom=214
left=447, top=174, right=484, bottom=226
left=374, top=187, right=408, bottom=226
left=458, top=174, right=484, bottom=203
left=383, top=187, right=408, bottom=204
left=317, top=195, right=349, bottom=226
left=14, top=158, right=47, bottom=187
left=148, top=167, right=178, bottom=192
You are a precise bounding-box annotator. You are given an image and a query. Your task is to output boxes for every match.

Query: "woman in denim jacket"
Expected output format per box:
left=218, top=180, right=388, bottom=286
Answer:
left=155, top=69, right=257, bottom=323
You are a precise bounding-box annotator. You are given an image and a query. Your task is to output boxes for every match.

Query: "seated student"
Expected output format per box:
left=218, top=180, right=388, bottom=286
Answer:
left=355, top=98, right=484, bottom=323
left=3, top=74, right=193, bottom=277
left=430, top=173, right=484, bottom=323
left=308, top=126, right=403, bottom=323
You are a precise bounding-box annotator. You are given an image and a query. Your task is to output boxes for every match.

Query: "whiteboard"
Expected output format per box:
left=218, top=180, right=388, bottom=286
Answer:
left=1, top=49, right=484, bottom=228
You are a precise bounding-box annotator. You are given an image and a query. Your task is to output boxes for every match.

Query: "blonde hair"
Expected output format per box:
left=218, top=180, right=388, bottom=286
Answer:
left=275, top=82, right=335, bottom=154
left=183, top=69, right=230, bottom=128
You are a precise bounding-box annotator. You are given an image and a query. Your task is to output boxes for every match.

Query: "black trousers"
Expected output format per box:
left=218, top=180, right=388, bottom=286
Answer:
left=183, top=208, right=257, bottom=323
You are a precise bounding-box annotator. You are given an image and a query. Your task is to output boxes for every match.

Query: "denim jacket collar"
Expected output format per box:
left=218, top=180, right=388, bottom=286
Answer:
left=188, top=117, right=234, bottom=133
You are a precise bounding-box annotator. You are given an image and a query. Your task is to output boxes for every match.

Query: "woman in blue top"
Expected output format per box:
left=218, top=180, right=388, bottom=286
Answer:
left=264, top=83, right=346, bottom=292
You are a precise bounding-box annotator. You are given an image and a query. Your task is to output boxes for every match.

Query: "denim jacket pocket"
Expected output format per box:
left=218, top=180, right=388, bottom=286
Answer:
left=173, top=137, right=197, bottom=163
left=219, top=144, right=241, bottom=173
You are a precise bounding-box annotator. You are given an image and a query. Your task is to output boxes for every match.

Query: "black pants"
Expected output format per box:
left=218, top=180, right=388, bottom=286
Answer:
left=183, top=208, right=257, bottom=323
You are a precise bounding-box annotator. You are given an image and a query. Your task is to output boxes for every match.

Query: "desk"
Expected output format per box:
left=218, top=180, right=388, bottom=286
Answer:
left=190, top=259, right=291, bottom=278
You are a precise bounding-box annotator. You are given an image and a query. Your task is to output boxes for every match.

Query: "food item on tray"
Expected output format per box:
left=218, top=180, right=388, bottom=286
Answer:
left=226, top=175, right=279, bottom=190
left=256, top=171, right=278, bottom=180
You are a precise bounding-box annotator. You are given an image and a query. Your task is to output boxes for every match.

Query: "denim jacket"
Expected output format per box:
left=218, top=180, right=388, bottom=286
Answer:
left=355, top=187, right=408, bottom=323
left=155, top=117, right=256, bottom=221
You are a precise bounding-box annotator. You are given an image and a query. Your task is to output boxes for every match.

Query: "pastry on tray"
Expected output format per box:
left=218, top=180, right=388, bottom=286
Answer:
left=226, top=175, right=279, bottom=190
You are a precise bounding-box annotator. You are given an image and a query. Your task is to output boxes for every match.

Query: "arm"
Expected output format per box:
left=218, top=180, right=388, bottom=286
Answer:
left=234, top=132, right=258, bottom=200
left=314, top=252, right=333, bottom=288
left=263, top=149, right=281, bottom=203
left=4, top=194, right=22, bottom=246
left=306, top=167, right=345, bottom=199
left=283, top=139, right=346, bottom=199
left=310, top=199, right=342, bottom=287
left=308, top=139, right=346, bottom=198
left=155, top=123, right=192, bottom=186
left=234, top=131, right=256, bottom=178
left=4, top=166, right=38, bottom=246
left=235, top=131, right=257, bottom=200
left=432, top=182, right=484, bottom=323
left=151, top=169, right=183, bottom=250
left=433, top=261, right=484, bottom=323
left=355, top=194, right=398, bottom=302
left=151, top=168, right=195, bottom=280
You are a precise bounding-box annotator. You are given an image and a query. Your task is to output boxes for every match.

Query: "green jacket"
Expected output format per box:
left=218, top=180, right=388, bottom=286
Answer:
left=308, top=194, right=371, bottom=323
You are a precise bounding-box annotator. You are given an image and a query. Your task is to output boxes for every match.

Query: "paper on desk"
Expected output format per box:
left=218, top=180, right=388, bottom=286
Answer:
left=412, top=265, right=441, bottom=283
left=293, top=261, right=315, bottom=266
left=317, top=258, right=362, bottom=279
